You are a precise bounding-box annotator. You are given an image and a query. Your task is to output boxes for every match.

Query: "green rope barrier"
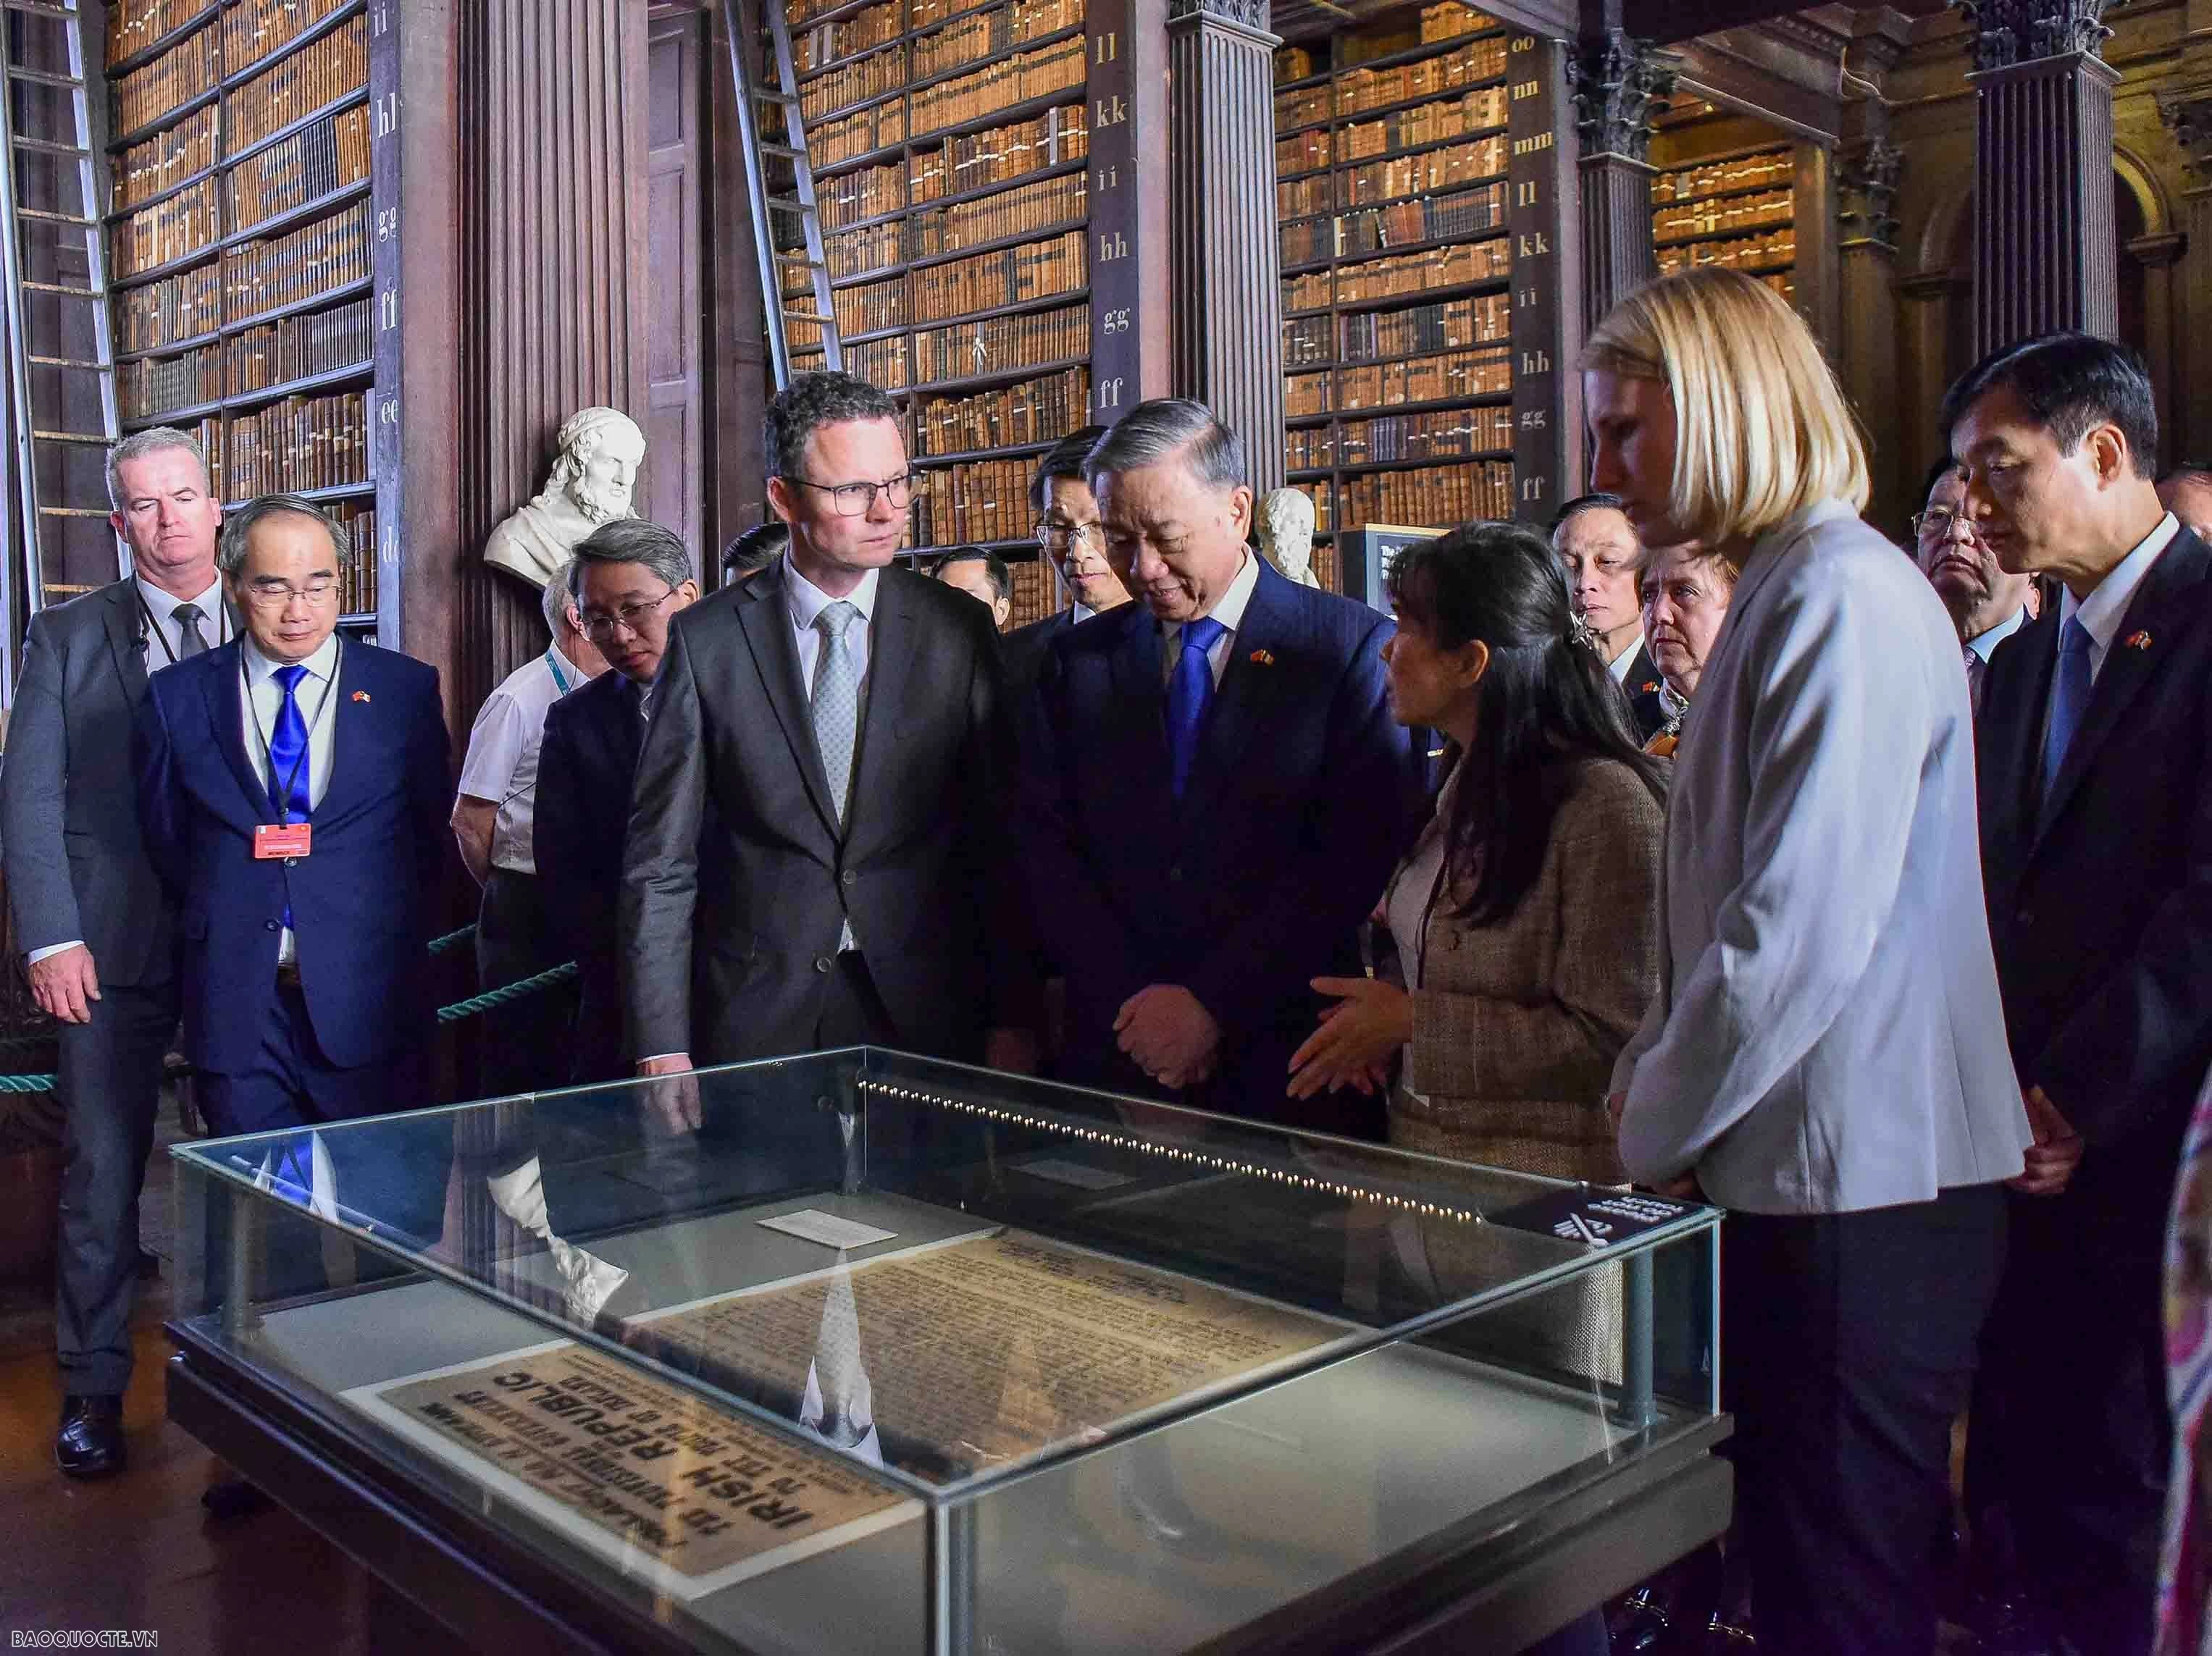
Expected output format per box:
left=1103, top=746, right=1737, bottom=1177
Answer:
left=0, top=1072, right=54, bottom=1091
left=427, top=924, right=478, bottom=956
left=435, top=959, right=579, bottom=1025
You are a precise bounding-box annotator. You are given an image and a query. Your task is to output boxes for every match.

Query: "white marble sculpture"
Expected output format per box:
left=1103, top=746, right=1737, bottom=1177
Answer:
left=1258, top=487, right=1322, bottom=588
left=483, top=406, right=648, bottom=589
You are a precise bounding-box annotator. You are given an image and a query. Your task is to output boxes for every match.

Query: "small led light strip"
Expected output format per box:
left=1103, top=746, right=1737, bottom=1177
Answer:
left=856, top=1077, right=1479, bottom=1226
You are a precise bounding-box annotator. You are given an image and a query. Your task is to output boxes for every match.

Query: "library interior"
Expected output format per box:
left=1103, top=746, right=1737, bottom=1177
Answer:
left=3, top=0, right=2211, bottom=1652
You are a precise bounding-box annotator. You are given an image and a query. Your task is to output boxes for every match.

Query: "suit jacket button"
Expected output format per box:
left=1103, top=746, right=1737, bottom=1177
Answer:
left=2016, top=909, right=2032, bottom=928
left=1168, top=865, right=1183, bottom=882
left=814, top=956, right=833, bottom=973
left=840, top=870, right=857, bottom=886
left=264, top=920, right=280, bottom=932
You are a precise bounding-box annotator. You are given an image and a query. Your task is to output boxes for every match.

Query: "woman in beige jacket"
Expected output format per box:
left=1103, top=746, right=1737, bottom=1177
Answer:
left=1288, top=519, right=1666, bottom=1184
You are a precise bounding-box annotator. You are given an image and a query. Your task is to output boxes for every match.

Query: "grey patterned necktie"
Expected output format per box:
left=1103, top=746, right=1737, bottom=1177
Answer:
left=811, top=600, right=860, bottom=828
left=172, top=601, right=209, bottom=658
left=1963, top=644, right=1987, bottom=716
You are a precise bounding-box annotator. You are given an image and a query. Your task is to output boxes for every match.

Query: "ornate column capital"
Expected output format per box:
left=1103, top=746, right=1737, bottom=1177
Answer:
left=1168, top=0, right=1270, bottom=28
left=1837, top=138, right=1906, bottom=252
left=2158, top=84, right=2212, bottom=182
left=1953, top=0, right=2113, bottom=73
left=1570, top=29, right=1675, bottom=165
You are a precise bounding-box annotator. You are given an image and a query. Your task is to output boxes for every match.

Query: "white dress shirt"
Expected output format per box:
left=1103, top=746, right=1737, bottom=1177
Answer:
left=2056, top=511, right=2180, bottom=684
left=456, top=644, right=586, bottom=875
left=1607, top=631, right=1647, bottom=685
left=785, top=560, right=880, bottom=694
left=1161, top=550, right=1262, bottom=688
left=134, top=573, right=227, bottom=668
left=241, top=632, right=341, bottom=963
left=1966, top=604, right=2029, bottom=664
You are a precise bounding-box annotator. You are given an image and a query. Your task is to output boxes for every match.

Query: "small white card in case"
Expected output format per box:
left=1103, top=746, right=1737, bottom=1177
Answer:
left=1018, top=1156, right=1134, bottom=1191
left=758, top=1209, right=898, bottom=1250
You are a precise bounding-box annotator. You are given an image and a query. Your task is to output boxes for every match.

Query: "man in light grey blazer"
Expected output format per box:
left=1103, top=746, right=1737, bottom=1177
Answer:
left=1588, top=268, right=2027, bottom=1656
left=1, top=426, right=227, bottom=1478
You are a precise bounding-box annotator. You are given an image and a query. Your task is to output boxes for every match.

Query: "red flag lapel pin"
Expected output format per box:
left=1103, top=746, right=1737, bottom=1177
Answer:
left=1249, top=649, right=1275, bottom=665
left=2125, top=631, right=2153, bottom=652
left=351, top=690, right=372, bottom=702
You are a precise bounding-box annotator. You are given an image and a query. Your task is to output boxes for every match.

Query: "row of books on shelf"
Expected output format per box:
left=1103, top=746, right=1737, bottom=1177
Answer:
left=1335, top=460, right=1512, bottom=530
left=912, top=455, right=1037, bottom=545
left=1651, top=147, right=1793, bottom=205
left=1273, top=37, right=1507, bottom=131
left=789, top=0, right=1000, bottom=35
left=223, top=388, right=367, bottom=499
left=228, top=13, right=366, bottom=156
left=822, top=167, right=1084, bottom=278
left=813, top=98, right=908, bottom=169
left=1285, top=403, right=1512, bottom=469
left=1272, top=3, right=1493, bottom=83
left=911, top=227, right=1083, bottom=324
left=115, top=197, right=369, bottom=354
left=118, top=345, right=218, bottom=419
left=819, top=104, right=1087, bottom=232
left=997, top=559, right=1055, bottom=631
left=107, top=0, right=217, bottom=64
left=114, top=105, right=216, bottom=214
left=913, top=363, right=1086, bottom=455
left=1275, top=85, right=1508, bottom=178
left=228, top=105, right=370, bottom=233
left=810, top=33, right=1081, bottom=163
left=1281, top=181, right=1508, bottom=268
left=120, top=296, right=375, bottom=419
left=227, top=0, right=354, bottom=79
left=1276, top=133, right=1504, bottom=220
left=1657, top=229, right=1796, bottom=278
left=912, top=0, right=1081, bottom=82
left=1287, top=229, right=1509, bottom=311
left=800, top=42, right=910, bottom=126
left=336, top=503, right=379, bottom=614
left=114, top=177, right=217, bottom=279
left=1286, top=289, right=1511, bottom=368
left=795, top=0, right=900, bottom=75
left=1654, top=187, right=1793, bottom=247
left=114, top=24, right=216, bottom=138
left=839, top=293, right=1086, bottom=389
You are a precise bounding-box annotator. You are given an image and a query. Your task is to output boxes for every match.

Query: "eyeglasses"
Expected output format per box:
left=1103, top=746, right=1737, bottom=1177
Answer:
left=580, top=585, right=678, bottom=639
left=788, top=473, right=916, bottom=517
left=1912, top=507, right=1974, bottom=539
left=243, top=576, right=338, bottom=608
left=1036, top=521, right=1104, bottom=553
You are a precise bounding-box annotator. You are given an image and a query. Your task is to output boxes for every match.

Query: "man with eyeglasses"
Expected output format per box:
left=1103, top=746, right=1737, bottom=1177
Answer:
left=133, top=494, right=451, bottom=1140
left=452, top=558, right=607, bottom=1096
left=1003, top=425, right=1130, bottom=695
left=622, top=371, right=1037, bottom=1082
left=1911, top=457, right=2039, bottom=715
left=535, top=518, right=700, bottom=1084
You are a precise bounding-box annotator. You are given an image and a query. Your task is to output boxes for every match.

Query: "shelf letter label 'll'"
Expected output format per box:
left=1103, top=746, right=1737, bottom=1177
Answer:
left=1094, top=31, right=1118, bottom=64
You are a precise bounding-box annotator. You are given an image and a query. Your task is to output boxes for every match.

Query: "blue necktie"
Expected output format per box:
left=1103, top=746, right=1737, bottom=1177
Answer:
left=2040, top=615, right=2092, bottom=804
left=268, top=664, right=311, bottom=932
left=1165, top=615, right=1226, bottom=799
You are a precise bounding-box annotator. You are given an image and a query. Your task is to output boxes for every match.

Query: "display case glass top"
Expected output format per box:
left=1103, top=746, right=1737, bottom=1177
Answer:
left=169, top=1048, right=1725, bottom=1654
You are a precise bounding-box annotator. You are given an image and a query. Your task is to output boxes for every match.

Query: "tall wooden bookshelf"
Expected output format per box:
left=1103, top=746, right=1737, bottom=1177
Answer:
left=102, top=0, right=383, bottom=629
left=1648, top=94, right=1817, bottom=328
left=778, top=0, right=1094, bottom=629
left=1269, top=1, right=1566, bottom=594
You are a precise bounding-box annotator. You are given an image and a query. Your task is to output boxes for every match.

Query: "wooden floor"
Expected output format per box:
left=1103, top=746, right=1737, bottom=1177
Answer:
left=1, top=1109, right=474, bottom=1652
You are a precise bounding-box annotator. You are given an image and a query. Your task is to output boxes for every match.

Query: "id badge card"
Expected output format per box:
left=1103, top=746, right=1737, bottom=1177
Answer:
left=254, top=822, right=313, bottom=859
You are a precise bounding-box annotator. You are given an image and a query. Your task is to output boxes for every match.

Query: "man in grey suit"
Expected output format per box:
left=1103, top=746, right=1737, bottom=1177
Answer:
left=1, top=426, right=228, bottom=1476
left=621, top=372, right=1036, bottom=1092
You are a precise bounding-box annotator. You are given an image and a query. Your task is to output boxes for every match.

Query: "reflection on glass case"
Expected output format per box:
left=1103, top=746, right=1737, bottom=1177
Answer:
left=167, top=1049, right=1727, bottom=1655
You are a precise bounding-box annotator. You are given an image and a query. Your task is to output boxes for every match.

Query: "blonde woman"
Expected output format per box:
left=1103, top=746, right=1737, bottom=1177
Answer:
left=1594, top=269, right=2031, bottom=1656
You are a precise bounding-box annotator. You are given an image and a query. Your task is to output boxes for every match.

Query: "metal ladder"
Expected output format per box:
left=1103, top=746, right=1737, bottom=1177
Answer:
left=0, top=0, right=119, bottom=691
left=721, top=0, right=842, bottom=387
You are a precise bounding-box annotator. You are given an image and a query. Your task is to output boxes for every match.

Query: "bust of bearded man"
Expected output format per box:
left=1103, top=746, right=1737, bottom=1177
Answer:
left=483, top=406, right=648, bottom=589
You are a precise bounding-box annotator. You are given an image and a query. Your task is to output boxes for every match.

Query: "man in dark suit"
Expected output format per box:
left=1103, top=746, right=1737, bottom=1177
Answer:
left=535, top=519, right=698, bottom=1083
left=1912, top=457, right=2038, bottom=716
left=1002, top=425, right=1129, bottom=695
left=1953, top=332, right=2212, bottom=1652
left=134, top=495, right=451, bottom=1138
left=0, top=426, right=226, bottom=1476
left=1552, top=492, right=1666, bottom=740
left=1018, top=398, right=1423, bottom=1138
left=621, top=371, right=1035, bottom=1082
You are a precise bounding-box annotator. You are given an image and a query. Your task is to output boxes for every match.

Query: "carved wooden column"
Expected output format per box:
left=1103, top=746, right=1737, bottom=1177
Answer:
left=1961, top=0, right=2119, bottom=353
left=453, top=0, right=649, bottom=720
left=1569, top=29, right=1672, bottom=337
left=1166, top=0, right=1286, bottom=493
left=2158, top=85, right=2212, bottom=463
left=1837, top=139, right=1905, bottom=503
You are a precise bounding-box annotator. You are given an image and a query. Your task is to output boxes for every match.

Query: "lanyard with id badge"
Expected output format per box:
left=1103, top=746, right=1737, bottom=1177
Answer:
left=247, top=637, right=340, bottom=861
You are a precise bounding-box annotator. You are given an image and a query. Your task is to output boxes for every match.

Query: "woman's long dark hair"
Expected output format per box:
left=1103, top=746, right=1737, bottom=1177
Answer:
left=1388, top=521, right=1668, bottom=926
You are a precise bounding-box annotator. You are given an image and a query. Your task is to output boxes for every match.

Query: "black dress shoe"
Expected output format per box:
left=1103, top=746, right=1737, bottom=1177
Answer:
left=54, top=1394, right=125, bottom=1479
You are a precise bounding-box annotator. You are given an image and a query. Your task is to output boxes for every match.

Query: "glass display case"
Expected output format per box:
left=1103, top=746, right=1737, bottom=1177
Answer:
left=165, top=1048, right=1728, bottom=1655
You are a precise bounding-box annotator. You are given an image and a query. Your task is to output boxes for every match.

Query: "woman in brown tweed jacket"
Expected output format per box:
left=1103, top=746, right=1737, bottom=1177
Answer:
left=1288, top=520, right=1667, bottom=1185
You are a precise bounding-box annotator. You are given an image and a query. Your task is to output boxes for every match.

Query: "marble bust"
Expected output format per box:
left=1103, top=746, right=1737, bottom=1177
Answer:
left=1257, top=487, right=1321, bottom=588
left=483, top=406, right=648, bottom=589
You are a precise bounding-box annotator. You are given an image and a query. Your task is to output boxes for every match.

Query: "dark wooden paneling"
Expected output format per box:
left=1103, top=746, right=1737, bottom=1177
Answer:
left=642, top=12, right=705, bottom=564
left=1089, top=0, right=1173, bottom=423
left=1508, top=30, right=1571, bottom=521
